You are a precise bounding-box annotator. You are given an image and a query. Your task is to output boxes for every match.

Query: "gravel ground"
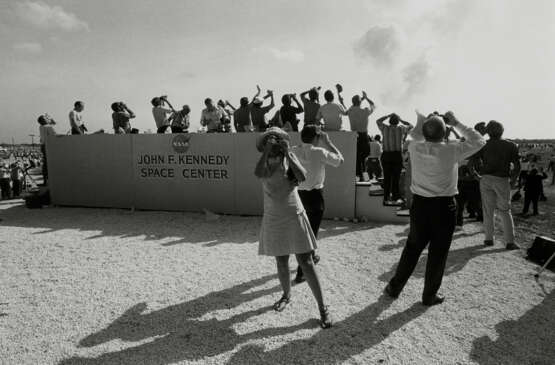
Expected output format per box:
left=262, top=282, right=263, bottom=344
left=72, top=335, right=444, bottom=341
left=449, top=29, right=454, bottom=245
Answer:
left=1, top=186, right=554, bottom=365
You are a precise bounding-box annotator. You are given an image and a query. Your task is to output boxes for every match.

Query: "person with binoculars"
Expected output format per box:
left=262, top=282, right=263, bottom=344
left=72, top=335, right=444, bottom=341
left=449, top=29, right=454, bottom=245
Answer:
left=111, top=101, right=136, bottom=134
left=151, top=95, right=175, bottom=134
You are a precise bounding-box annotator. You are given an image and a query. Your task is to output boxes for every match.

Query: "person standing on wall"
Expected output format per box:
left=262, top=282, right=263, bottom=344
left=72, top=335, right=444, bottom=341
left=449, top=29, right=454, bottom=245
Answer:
left=169, top=105, right=191, bottom=133
left=291, top=126, right=344, bottom=283
left=277, top=94, right=303, bottom=132
left=200, top=98, right=224, bottom=133
left=376, top=113, right=413, bottom=205
left=315, top=89, right=347, bottom=132
left=69, top=101, right=87, bottom=135
left=112, top=102, right=136, bottom=134
left=346, top=91, right=376, bottom=180
left=300, top=87, right=321, bottom=126
left=152, top=96, right=175, bottom=134
left=255, top=127, right=332, bottom=328
left=385, top=111, right=485, bottom=306
left=473, top=120, right=520, bottom=250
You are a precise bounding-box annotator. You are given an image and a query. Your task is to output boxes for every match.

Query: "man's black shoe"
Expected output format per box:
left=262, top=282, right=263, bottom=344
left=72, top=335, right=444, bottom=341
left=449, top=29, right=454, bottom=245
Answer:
left=384, top=284, right=399, bottom=299
left=506, top=242, right=520, bottom=250
left=422, top=294, right=445, bottom=306
left=484, top=240, right=494, bottom=247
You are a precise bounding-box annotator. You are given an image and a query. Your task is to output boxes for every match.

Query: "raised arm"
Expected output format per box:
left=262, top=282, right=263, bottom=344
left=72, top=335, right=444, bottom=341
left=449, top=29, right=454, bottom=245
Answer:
left=409, top=110, right=426, bottom=142
left=122, top=104, right=136, bottom=119
left=361, top=91, right=376, bottom=115
left=376, top=114, right=391, bottom=131
left=444, top=111, right=486, bottom=160
left=225, top=100, right=237, bottom=111
left=290, top=94, right=303, bottom=113
left=250, top=85, right=262, bottom=104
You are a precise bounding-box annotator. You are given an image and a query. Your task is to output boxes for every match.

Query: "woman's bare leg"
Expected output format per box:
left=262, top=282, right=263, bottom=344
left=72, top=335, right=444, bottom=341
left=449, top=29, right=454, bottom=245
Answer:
left=295, top=252, right=324, bottom=308
left=275, top=255, right=291, bottom=298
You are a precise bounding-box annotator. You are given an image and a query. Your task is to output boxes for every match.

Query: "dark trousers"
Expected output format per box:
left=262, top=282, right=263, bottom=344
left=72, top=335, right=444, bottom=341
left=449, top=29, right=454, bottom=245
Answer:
left=157, top=125, right=169, bottom=134
left=41, top=144, right=48, bottom=184
left=356, top=133, right=370, bottom=178
left=456, top=180, right=482, bottom=225
left=523, top=191, right=539, bottom=214
left=171, top=126, right=187, bottom=133
left=366, top=158, right=382, bottom=180
left=388, top=194, right=457, bottom=300
left=12, top=179, right=21, bottom=197
left=0, top=178, right=10, bottom=199
left=381, top=151, right=403, bottom=201
left=296, top=189, right=324, bottom=278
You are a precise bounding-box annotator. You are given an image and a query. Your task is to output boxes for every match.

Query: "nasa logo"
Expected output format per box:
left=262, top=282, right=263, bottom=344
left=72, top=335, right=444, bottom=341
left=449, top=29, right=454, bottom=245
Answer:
left=171, top=134, right=191, bottom=153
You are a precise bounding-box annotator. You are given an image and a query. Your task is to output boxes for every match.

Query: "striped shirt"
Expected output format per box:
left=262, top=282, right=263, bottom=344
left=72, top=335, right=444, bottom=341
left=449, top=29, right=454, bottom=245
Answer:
left=377, top=122, right=411, bottom=152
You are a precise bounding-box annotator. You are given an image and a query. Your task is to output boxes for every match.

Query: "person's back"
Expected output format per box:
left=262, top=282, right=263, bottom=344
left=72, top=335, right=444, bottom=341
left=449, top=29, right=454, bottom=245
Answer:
left=479, top=139, right=519, bottom=177
left=347, top=105, right=371, bottom=132
left=233, top=106, right=251, bottom=132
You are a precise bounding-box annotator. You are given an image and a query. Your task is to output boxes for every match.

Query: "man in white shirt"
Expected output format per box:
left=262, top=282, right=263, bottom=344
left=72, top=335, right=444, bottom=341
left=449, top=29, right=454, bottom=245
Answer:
left=200, top=98, right=224, bottom=133
left=152, top=96, right=175, bottom=134
left=291, top=125, right=344, bottom=283
left=385, top=110, right=485, bottom=306
left=69, top=101, right=86, bottom=135
left=315, top=90, right=347, bottom=131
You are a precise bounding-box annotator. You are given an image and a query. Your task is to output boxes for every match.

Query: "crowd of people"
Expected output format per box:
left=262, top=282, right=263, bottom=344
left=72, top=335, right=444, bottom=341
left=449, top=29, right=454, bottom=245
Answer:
left=253, top=107, right=553, bottom=328
left=29, top=85, right=555, bottom=328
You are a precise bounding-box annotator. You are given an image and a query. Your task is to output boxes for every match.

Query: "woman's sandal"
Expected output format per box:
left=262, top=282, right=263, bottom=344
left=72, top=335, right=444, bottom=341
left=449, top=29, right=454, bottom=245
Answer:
left=273, top=295, right=291, bottom=312
left=319, top=305, right=332, bottom=329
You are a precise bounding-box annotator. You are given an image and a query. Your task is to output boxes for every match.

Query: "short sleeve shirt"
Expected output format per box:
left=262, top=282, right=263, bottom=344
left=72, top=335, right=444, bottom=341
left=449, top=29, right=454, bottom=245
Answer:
left=317, top=103, right=345, bottom=131
left=233, top=107, right=251, bottom=131
left=347, top=106, right=372, bottom=132
left=301, top=97, right=320, bottom=123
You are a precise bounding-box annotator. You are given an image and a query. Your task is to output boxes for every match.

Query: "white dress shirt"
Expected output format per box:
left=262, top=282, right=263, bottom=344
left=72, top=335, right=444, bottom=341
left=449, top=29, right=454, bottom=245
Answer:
left=291, top=143, right=343, bottom=190
left=408, top=112, right=486, bottom=197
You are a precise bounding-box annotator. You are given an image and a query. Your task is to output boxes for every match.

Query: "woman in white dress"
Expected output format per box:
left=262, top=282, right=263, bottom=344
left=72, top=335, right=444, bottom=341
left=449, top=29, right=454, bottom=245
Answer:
left=255, top=127, right=331, bottom=328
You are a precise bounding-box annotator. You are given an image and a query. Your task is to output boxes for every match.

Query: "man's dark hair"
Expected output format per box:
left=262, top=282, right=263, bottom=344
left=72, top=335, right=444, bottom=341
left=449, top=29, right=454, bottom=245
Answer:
left=240, top=97, right=249, bottom=107
left=324, top=90, right=334, bottom=102
left=486, top=120, right=504, bottom=139
left=308, top=89, right=319, bottom=101
left=301, top=125, right=320, bottom=144
left=111, top=102, right=121, bottom=112
left=389, top=114, right=400, bottom=125
left=351, top=95, right=361, bottom=106
left=281, top=94, right=291, bottom=105
left=151, top=97, right=161, bottom=107
left=374, top=134, right=381, bottom=142
left=74, top=101, right=84, bottom=108
left=37, top=115, right=47, bottom=125
left=204, top=98, right=212, bottom=106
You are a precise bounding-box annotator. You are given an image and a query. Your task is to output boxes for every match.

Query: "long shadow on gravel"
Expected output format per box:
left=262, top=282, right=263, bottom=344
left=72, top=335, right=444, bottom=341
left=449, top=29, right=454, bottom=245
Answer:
left=469, top=290, right=555, bottom=365
left=378, top=244, right=507, bottom=283
left=59, top=273, right=316, bottom=365
left=227, top=293, right=428, bottom=365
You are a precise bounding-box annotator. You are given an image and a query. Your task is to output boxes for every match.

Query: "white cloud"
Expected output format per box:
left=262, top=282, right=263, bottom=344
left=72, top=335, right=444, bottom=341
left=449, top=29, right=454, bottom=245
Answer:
left=13, top=42, right=43, bottom=54
left=253, top=47, right=305, bottom=63
left=353, top=25, right=401, bottom=67
left=15, top=1, right=89, bottom=31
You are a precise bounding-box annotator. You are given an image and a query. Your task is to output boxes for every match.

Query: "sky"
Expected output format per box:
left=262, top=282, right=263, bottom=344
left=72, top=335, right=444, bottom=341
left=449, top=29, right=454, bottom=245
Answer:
left=1, top=0, right=554, bottom=143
